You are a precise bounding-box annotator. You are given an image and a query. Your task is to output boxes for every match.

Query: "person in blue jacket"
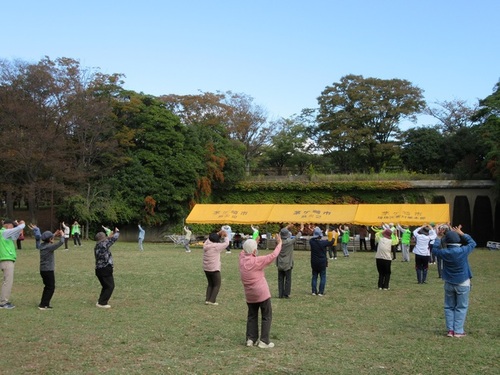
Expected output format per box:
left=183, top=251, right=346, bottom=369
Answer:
left=29, top=223, right=42, bottom=250
left=138, top=224, right=145, bottom=251
left=432, top=224, right=476, bottom=338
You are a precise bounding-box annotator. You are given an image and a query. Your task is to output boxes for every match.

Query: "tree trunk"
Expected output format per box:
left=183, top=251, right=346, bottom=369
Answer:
left=5, top=191, right=14, bottom=219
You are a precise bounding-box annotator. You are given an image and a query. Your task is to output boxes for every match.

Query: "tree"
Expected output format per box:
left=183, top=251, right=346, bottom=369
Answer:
left=112, top=92, right=205, bottom=224
left=260, top=117, right=312, bottom=175
left=0, top=56, right=128, bottom=227
left=425, top=99, right=478, bottom=134
left=160, top=91, right=273, bottom=175
left=316, top=74, right=426, bottom=173
left=223, top=91, right=273, bottom=174
left=0, top=58, right=67, bottom=219
left=425, top=98, right=486, bottom=178
left=472, top=80, right=500, bottom=184
left=400, top=127, right=445, bottom=173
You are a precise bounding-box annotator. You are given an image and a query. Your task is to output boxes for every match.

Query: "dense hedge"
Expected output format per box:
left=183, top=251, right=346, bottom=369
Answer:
left=213, top=180, right=433, bottom=204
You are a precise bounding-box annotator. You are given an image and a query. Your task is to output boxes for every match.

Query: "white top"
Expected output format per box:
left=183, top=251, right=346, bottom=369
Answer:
left=412, top=226, right=436, bottom=256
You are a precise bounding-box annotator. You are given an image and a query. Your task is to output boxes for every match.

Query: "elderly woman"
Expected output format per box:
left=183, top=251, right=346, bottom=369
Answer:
left=239, top=234, right=282, bottom=349
left=432, top=225, right=476, bottom=338
left=94, top=228, right=120, bottom=309
left=276, top=223, right=303, bottom=299
left=412, top=225, right=436, bottom=284
left=203, top=230, right=229, bottom=305
left=375, top=229, right=393, bottom=290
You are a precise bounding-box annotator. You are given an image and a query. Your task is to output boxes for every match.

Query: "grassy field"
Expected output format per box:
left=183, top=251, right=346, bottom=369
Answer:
left=1, top=239, right=498, bottom=375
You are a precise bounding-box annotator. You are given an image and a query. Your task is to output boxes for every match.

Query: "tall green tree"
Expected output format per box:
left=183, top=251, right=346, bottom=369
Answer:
left=112, top=92, right=204, bottom=224
left=316, top=74, right=426, bottom=173
left=400, top=127, right=445, bottom=173
left=472, top=80, right=500, bottom=185
left=260, top=117, right=312, bottom=175
left=425, top=98, right=486, bottom=178
left=160, top=91, right=272, bottom=176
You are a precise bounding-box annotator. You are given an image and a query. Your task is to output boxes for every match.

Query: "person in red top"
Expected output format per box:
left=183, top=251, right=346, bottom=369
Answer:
left=239, top=234, right=282, bottom=349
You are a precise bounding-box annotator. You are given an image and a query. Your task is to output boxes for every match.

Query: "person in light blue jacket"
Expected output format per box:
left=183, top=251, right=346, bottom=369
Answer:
left=138, top=224, right=145, bottom=251
left=432, top=224, right=476, bottom=338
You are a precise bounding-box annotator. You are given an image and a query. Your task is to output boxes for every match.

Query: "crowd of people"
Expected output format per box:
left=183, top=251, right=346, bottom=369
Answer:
left=0, top=218, right=477, bottom=348
left=196, top=221, right=477, bottom=346
left=0, top=218, right=121, bottom=311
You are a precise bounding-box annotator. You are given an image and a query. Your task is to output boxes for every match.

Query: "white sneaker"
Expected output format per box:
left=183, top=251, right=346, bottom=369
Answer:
left=246, top=339, right=254, bottom=347
left=258, top=341, right=275, bottom=349
left=96, top=303, right=111, bottom=309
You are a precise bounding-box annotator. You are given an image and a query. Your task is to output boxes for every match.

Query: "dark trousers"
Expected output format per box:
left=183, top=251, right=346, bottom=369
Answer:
left=359, top=238, right=367, bottom=251
left=328, top=246, right=337, bottom=258
left=370, top=238, right=376, bottom=251
left=437, top=257, right=443, bottom=278
left=391, top=245, right=397, bottom=260
left=277, top=269, right=292, bottom=298
left=204, top=270, right=221, bottom=303
left=40, top=270, right=55, bottom=307
left=415, top=254, right=430, bottom=284
left=64, top=237, right=69, bottom=249
left=246, top=298, right=272, bottom=344
left=73, top=233, right=81, bottom=246
left=95, top=266, right=115, bottom=305
left=376, top=258, right=391, bottom=289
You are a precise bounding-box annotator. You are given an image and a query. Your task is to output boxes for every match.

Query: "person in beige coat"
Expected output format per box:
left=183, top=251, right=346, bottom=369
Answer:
left=376, top=229, right=393, bottom=290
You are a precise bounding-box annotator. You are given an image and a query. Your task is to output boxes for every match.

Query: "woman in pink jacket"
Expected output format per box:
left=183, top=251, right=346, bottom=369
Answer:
left=203, top=230, right=229, bottom=305
left=239, top=234, right=282, bottom=349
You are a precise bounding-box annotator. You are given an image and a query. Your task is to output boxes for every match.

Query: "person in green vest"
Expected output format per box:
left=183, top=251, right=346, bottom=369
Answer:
left=397, top=224, right=412, bottom=262
left=102, top=225, right=112, bottom=236
left=371, top=225, right=384, bottom=251
left=339, top=225, right=350, bottom=257
left=251, top=225, right=260, bottom=241
left=389, top=223, right=399, bottom=260
left=71, top=221, right=82, bottom=247
left=0, top=219, right=26, bottom=309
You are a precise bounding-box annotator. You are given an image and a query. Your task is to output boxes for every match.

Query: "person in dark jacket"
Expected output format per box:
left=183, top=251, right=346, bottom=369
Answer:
left=94, top=228, right=120, bottom=308
left=38, top=229, right=65, bottom=310
left=432, top=224, right=476, bottom=338
left=29, top=223, right=42, bottom=250
left=309, top=227, right=334, bottom=296
left=276, top=223, right=303, bottom=298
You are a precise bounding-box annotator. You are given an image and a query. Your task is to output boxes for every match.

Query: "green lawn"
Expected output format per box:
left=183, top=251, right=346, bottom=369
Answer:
left=1, top=239, right=499, bottom=374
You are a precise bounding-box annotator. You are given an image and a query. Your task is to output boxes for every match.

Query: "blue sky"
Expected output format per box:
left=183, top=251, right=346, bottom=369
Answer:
left=3, top=0, right=499, bottom=127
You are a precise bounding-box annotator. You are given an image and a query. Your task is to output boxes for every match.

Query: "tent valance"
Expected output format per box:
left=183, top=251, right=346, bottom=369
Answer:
left=352, top=204, right=451, bottom=226
left=186, top=204, right=450, bottom=226
left=266, top=204, right=358, bottom=224
left=185, top=204, right=274, bottom=225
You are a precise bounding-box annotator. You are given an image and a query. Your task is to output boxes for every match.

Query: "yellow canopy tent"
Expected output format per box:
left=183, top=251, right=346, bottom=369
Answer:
left=185, top=204, right=274, bottom=225
left=266, top=204, right=358, bottom=224
left=352, top=204, right=450, bottom=226
left=185, top=204, right=450, bottom=226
